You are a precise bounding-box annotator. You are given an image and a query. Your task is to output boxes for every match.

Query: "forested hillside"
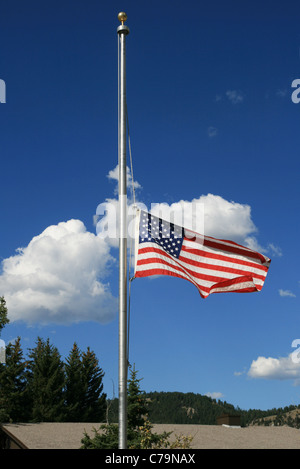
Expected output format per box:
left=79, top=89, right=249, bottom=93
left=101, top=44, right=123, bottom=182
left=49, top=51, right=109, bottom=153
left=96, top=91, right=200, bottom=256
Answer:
left=107, top=391, right=300, bottom=428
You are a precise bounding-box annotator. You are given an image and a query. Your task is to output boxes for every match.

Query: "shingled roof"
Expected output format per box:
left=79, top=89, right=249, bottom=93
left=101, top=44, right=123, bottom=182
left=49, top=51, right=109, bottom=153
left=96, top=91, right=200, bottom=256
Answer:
left=0, top=422, right=101, bottom=449
left=2, top=422, right=300, bottom=449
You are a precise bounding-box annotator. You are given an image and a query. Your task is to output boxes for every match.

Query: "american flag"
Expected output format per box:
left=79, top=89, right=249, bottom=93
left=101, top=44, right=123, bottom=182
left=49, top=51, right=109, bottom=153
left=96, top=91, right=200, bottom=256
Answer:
left=134, top=210, right=271, bottom=298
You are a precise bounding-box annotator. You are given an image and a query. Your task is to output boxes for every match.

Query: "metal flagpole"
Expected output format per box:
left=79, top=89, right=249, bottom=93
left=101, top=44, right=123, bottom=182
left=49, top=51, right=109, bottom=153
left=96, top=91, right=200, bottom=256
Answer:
left=117, top=12, right=129, bottom=450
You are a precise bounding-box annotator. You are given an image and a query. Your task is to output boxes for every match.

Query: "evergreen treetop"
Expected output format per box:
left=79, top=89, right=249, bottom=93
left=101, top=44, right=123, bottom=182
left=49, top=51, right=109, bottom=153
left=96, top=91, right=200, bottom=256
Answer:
left=26, top=337, right=66, bottom=422
left=0, top=297, right=9, bottom=336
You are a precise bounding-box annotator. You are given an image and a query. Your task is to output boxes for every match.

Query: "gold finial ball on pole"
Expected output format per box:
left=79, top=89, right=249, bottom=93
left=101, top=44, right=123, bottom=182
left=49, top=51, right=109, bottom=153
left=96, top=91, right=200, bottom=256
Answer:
left=118, top=12, right=127, bottom=25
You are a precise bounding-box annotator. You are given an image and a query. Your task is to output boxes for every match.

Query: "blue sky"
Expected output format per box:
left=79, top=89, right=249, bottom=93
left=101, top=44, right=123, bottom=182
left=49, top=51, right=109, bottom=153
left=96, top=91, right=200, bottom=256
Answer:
left=1, top=0, right=300, bottom=412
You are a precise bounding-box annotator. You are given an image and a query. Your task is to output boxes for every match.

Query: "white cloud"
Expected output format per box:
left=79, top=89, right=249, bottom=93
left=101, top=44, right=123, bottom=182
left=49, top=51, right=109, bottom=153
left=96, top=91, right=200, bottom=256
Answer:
left=97, top=166, right=280, bottom=260
left=0, top=220, right=118, bottom=325
left=207, top=126, right=218, bottom=138
left=279, top=289, right=296, bottom=298
left=226, top=90, right=244, bottom=104
left=205, top=392, right=224, bottom=399
left=107, top=164, right=141, bottom=196
left=244, top=239, right=282, bottom=258
left=95, top=164, right=142, bottom=249
left=248, top=353, right=300, bottom=382
left=150, top=194, right=258, bottom=245
left=234, top=370, right=245, bottom=376
left=267, top=243, right=282, bottom=257
left=96, top=182, right=278, bottom=259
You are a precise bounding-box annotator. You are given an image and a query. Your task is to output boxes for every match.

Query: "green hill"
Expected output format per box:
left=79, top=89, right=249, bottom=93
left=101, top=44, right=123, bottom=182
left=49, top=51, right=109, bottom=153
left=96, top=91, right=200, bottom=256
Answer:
left=107, top=391, right=300, bottom=428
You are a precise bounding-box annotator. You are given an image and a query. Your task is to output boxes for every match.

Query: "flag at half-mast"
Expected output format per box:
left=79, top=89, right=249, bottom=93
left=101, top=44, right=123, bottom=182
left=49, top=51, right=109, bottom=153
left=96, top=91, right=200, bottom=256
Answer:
left=134, top=210, right=271, bottom=298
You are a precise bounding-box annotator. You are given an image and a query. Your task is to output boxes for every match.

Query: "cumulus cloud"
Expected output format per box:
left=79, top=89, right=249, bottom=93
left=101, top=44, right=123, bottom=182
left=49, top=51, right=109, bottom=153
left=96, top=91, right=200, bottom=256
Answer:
left=279, top=289, right=296, bottom=298
left=0, top=220, right=118, bottom=325
left=101, top=166, right=260, bottom=245
left=107, top=164, right=142, bottom=196
left=150, top=194, right=257, bottom=246
left=248, top=352, right=300, bottom=383
left=95, top=164, right=142, bottom=248
left=97, top=166, right=279, bottom=258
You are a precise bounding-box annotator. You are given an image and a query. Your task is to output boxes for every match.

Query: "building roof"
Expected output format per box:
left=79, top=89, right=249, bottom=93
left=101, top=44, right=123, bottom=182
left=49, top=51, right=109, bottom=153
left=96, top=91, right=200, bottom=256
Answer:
left=1, top=422, right=102, bottom=449
left=2, top=422, right=300, bottom=449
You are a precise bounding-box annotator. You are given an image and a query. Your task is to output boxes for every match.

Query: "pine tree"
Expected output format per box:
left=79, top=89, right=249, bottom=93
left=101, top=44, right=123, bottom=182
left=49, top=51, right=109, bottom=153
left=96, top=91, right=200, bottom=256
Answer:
left=64, top=344, right=107, bottom=422
left=127, top=365, right=148, bottom=430
left=81, top=366, right=171, bottom=449
left=64, top=342, right=85, bottom=421
left=80, top=347, right=106, bottom=422
left=27, top=337, right=65, bottom=422
left=0, top=337, right=28, bottom=422
left=0, top=296, right=9, bottom=336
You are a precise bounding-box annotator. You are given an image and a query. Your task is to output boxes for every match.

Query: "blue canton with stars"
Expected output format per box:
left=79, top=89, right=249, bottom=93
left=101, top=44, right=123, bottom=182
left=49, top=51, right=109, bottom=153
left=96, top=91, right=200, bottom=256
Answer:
left=139, top=211, right=184, bottom=259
